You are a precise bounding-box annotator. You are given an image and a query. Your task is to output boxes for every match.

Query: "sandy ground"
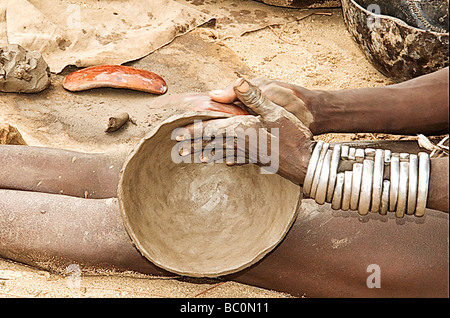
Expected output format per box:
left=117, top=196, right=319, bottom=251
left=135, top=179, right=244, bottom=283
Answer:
left=0, top=259, right=289, bottom=298
left=0, top=2, right=428, bottom=298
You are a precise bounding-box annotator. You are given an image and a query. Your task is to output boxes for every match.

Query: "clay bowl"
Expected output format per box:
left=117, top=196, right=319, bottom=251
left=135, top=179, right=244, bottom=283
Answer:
left=341, top=0, right=449, bottom=82
left=117, top=95, right=302, bottom=277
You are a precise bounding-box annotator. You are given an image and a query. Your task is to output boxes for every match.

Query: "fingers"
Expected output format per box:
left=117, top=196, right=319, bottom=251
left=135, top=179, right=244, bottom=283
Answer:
left=208, top=77, right=277, bottom=107
left=233, top=78, right=280, bottom=118
left=177, top=138, right=247, bottom=165
left=174, top=116, right=261, bottom=165
left=208, top=78, right=283, bottom=118
left=180, top=116, right=260, bottom=139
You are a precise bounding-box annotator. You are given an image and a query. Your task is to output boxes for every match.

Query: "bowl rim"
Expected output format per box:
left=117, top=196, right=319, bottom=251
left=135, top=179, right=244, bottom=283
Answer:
left=117, top=110, right=303, bottom=277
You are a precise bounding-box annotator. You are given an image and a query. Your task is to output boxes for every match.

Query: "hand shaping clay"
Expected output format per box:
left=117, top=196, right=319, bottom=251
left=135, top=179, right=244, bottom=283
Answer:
left=118, top=109, right=302, bottom=277
left=0, top=44, right=51, bottom=93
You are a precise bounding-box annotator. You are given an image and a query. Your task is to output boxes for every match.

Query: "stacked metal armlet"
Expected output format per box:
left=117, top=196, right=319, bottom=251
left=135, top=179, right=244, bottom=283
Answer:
left=303, top=141, right=431, bottom=218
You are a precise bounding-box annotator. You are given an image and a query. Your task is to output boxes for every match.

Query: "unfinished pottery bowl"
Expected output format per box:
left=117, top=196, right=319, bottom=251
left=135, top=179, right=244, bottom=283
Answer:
left=341, top=0, right=449, bottom=82
left=118, top=109, right=302, bottom=277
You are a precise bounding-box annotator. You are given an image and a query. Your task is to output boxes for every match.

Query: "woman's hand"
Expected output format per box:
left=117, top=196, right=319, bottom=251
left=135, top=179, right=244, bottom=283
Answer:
left=209, top=77, right=318, bottom=129
left=177, top=78, right=315, bottom=185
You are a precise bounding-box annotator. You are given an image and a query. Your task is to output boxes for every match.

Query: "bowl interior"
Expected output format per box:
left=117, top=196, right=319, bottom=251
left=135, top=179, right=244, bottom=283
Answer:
left=118, top=113, right=302, bottom=277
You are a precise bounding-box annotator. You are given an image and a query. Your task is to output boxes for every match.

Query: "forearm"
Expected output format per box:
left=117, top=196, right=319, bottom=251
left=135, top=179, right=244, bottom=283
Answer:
left=308, top=67, right=449, bottom=135
left=427, top=157, right=449, bottom=213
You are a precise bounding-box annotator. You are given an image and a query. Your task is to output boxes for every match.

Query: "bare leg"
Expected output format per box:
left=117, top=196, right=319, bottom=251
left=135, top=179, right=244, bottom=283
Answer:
left=229, top=202, right=449, bottom=297
left=0, top=188, right=447, bottom=297
left=0, top=143, right=447, bottom=297
left=0, top=145, right=125, bottom=199
left=0, top=189, right=170, bottom=276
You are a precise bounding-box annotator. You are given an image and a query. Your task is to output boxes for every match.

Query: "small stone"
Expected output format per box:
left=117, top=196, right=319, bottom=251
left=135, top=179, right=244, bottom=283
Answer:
left=0, top=123, right=27, bottom=145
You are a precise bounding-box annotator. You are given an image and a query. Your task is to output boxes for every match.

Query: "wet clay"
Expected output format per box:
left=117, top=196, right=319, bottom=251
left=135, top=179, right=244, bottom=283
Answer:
left=118, top=110, right=302, bottom=277
left=0, top=44, right=51, bottom=93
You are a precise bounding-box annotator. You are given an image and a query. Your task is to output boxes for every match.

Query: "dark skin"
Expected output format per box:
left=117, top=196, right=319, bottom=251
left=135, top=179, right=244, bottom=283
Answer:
left=197, top=69, right=450, bottom=213
left=2, top=68, right=447, bottom=208
left=209, top=67, right=449, bottom=136
left=0, top=68, right=448, bottom=297
left=2, top=70, right=447, bottom=210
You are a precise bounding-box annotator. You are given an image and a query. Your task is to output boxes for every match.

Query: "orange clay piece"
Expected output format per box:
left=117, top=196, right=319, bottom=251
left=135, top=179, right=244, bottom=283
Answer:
left=63, top=65, right=167, bottom=94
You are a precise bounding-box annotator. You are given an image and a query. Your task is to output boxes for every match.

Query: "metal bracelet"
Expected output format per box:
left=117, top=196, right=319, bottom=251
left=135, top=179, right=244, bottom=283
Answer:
left=396, top=161, right=409, bottom=218
left=350, top=162, right=363, bottom=211
left=371, top=149, right=384, bottom=213
left=358, top=159, right=374, bottom=215
left=389, top=155, right=400, bottom=211
left=326, top=145, right=341, bottom=203
left=307, top=145, right=430, bottom=219
left=355, top=148, right=365, bottom=162
left=415, top=152, right=430, bottom=217
left=400, top=152, right=409, bottom=160
left=365, top=148, right=376, bottom=158
left=341, top=145, right=349, bottom=160
left=384, top=149, right=391, bottom=164
left=406, top=154, right=418, bottom=215
left=331, top=172, right=345, bottom=210
left=380, top=180, right=390, bottom=215
left=303, top=140, right=324, bottom=196
left=310, top=142, right=330, bottom=199
left=315, top=149, right=332, bottom=205
left=342, top=170, right=353, bottom=211
left=348, top=147, right=356, bottom=160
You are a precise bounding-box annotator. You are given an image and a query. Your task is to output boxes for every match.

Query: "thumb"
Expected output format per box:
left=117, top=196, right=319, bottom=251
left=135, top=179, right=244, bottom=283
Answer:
left=233, top=78, right=279, bottom=118
left=208, top=83, right=237, bottom=104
